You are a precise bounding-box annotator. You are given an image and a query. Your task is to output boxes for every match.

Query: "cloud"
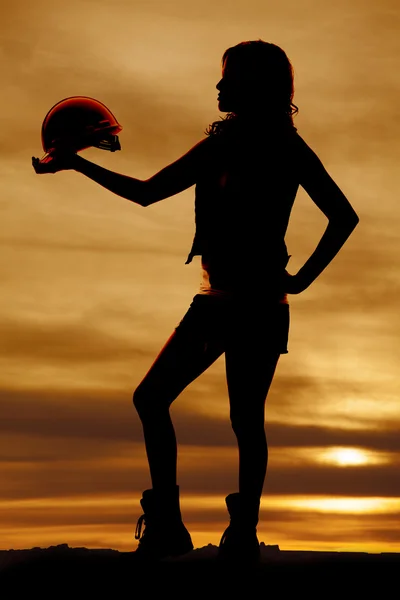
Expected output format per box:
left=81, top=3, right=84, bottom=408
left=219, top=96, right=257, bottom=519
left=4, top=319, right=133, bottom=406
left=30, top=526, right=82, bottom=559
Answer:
left=0, top=317, right=148, bottom=363
left=1, top=386, right=400, bottom=503
left=1, top=445, right=400, bottom=500
left=0, top=2, right=211, bottom=164
left=1, top=386, right=400, bottom=450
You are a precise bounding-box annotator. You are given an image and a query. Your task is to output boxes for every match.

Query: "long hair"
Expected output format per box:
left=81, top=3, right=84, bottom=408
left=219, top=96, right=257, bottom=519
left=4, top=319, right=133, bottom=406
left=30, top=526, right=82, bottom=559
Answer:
left=206, top=40, right=298, bottom=137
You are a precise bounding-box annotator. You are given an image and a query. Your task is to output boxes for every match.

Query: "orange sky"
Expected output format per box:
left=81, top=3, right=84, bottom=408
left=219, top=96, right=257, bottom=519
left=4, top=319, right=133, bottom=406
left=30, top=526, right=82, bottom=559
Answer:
left=1, top=0, right=400, bottom=552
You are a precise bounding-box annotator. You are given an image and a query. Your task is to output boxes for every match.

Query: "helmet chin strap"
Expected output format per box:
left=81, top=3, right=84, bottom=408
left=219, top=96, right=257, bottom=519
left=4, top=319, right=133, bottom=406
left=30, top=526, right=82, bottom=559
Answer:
left=93, top=134, right=121, bottom=152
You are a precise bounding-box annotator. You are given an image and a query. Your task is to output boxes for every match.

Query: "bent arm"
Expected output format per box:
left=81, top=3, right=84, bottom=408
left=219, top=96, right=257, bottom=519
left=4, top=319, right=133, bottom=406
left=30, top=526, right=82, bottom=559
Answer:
left=72, top=137, right=211, bottom=207
left=290, top=136, right=359, bottom=292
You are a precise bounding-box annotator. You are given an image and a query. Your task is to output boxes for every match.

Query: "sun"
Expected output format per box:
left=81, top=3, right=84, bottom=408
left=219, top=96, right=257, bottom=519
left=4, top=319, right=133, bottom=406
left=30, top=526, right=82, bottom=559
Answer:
left=320, top=447, right=370, bottom=466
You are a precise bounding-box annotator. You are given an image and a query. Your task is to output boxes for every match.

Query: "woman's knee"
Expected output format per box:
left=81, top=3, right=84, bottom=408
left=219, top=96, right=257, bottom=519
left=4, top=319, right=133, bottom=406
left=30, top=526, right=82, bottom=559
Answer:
left=230, top=412, right=265, bottom=441
left=132, top=384, right=153, bottom=419
left=132, top=383, right=171, bottom=419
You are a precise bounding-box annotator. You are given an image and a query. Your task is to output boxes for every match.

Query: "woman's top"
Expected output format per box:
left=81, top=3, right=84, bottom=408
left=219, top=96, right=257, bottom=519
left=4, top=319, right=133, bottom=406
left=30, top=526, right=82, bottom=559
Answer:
left=185, top=117, right=302, bottom=305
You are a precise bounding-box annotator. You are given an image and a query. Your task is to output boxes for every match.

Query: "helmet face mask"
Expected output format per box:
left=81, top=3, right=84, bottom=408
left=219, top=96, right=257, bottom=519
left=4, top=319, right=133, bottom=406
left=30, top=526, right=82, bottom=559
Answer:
left=92, top=133, right=121, bottom=152
left=41, top=96, right=123, bottom=158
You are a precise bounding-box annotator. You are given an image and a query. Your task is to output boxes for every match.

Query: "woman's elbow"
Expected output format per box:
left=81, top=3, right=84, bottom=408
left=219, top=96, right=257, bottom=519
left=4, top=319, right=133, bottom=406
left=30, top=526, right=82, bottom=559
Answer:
left=329, top=208, right=359, bottom=233
left=126, top=179, right=152, bottom=207
left=348, top=209, right=360, bottom=229
left=137, top=178, right=167, bottom=207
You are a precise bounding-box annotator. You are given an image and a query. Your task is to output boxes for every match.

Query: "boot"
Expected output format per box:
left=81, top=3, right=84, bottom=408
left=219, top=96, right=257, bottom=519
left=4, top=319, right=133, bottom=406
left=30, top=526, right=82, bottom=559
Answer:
left=218, top=492, right=261, bottom=563
left=134, top=486, right=194, bottom=560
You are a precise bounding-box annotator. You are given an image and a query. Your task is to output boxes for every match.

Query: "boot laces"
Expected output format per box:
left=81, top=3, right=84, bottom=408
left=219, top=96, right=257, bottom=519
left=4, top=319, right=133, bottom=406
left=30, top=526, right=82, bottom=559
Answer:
left=219, top=527, right=229, bottom=546
left=134, top=512, right=160, bottom=549
left=135, top=513, right=146, bottom=540
left=219, top=517, right=237, bottom=546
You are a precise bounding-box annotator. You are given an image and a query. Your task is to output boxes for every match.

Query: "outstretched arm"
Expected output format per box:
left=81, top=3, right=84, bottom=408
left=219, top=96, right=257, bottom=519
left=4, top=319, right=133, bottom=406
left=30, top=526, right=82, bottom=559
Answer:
left=286, top=136, right=359, bottom=294
left=32, top=137, right=211, bottom=207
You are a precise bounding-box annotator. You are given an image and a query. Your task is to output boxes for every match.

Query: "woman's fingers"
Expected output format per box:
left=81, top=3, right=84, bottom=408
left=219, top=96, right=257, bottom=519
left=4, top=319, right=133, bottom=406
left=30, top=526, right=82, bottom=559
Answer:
left=32, top=152, right=76, bottom=174
left=284, top=272, right=308, bottom=295
left=32, top=156, right=49, bottom=174
left=32, top=156, right=56, bottom=174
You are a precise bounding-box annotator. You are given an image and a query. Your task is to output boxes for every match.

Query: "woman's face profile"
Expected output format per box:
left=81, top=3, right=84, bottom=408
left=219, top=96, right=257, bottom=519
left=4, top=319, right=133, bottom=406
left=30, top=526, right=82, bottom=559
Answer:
left=216, top=56, right=256, bottom=115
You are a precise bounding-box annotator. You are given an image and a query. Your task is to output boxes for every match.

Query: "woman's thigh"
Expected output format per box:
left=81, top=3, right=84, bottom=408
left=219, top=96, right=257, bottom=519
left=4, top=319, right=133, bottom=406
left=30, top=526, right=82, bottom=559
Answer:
left=225, top=342, right=280, bottom=420
left=134, top=296, right=226, bottom=405
left=224, top=302, right=288, bottom=420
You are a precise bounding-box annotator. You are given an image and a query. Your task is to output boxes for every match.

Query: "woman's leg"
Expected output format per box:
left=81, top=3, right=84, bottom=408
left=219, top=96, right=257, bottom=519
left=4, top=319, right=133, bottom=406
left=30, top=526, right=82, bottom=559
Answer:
left=133, top=325, right=225, bottom=493
left=225, top=343, right=280, bottom=502
left=132, top=298, right=226, bottom=558
left=219, top=332, right=280, bottom=561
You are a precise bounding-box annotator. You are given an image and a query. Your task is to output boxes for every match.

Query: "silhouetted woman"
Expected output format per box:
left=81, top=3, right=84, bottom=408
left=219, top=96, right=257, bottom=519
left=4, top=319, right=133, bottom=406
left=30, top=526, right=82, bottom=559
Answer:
left=33, top=40, right=359, bottom=563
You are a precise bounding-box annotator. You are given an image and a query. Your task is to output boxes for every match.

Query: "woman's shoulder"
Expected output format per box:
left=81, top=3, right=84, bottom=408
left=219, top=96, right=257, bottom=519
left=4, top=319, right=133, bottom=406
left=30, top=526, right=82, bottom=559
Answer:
left=289, top=132, right=326, bottom=167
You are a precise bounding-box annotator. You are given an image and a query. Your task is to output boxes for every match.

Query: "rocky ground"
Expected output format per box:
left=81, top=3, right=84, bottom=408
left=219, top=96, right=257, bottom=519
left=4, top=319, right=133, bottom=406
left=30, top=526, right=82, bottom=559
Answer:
left=1, top=543, right=398, bottom=597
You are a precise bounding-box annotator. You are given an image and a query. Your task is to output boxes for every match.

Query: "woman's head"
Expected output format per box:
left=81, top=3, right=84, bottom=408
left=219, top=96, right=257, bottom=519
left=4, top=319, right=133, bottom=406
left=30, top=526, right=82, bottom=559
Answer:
left=216, top=40, right=298, bottom=124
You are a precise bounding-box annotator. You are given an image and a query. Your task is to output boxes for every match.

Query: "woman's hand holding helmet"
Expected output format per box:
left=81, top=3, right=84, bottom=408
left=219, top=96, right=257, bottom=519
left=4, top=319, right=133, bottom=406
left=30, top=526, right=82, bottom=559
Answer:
left=32, top=150, right=78, bottom=174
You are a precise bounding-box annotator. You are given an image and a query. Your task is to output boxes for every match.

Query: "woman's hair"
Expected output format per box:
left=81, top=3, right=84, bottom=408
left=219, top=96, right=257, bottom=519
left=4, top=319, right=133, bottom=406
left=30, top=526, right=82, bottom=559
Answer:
left=206, top=39, right=298, bottom=137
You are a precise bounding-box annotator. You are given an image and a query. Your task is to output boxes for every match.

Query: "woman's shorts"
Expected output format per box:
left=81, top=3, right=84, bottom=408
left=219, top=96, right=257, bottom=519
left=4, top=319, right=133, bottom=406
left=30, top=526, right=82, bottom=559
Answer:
left=174, top=293, right=290, bottom=354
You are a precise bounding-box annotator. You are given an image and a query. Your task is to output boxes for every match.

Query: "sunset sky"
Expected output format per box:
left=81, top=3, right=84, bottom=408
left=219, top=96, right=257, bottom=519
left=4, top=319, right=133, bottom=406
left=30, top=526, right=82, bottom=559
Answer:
left=1, top=0, right=400, bottom=553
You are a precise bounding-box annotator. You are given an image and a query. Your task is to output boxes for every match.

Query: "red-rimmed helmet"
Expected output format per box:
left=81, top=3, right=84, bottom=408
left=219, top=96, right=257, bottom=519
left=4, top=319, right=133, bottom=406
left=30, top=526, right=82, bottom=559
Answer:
left=41, top=96, right=122, bottom=156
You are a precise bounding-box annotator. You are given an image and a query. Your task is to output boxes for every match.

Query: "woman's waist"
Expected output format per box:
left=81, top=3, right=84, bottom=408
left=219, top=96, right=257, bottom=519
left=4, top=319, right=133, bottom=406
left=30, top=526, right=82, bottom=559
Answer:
left=200, top=258, right=288, bottom=303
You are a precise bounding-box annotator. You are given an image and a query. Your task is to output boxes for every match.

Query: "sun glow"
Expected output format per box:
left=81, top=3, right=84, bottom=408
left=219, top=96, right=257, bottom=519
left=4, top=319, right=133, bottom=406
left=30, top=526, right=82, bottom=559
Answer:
left=280, top=497, right=399, bottom=514
left=4, top=493, right=399, bottom=515
left=317, top=447, right=386, bottom=467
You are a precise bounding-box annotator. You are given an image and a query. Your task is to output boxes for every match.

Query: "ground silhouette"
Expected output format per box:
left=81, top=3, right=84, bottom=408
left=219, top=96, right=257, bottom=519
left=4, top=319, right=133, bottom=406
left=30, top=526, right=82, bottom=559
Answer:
left=1, top=543, right=398, bottom=597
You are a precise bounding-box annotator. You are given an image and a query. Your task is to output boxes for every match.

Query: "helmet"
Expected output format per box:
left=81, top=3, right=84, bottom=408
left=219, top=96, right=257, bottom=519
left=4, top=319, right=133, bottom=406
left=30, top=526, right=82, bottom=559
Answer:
left=41, top=96, right=122, bottom=157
